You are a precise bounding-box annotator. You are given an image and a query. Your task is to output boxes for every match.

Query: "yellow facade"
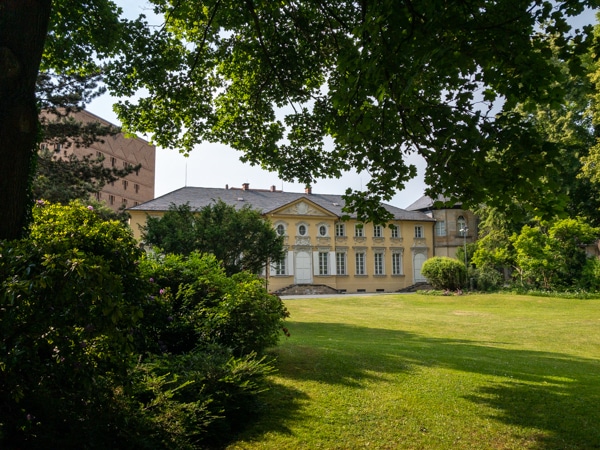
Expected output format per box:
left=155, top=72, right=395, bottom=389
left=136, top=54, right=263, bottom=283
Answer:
left=129, top=192, right=434, bottom=294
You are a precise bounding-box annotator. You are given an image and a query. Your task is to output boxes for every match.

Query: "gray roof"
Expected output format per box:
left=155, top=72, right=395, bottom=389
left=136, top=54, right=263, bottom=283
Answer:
left=129, top=186, right=434, bottom=222
left=405, top=194, right=462, bottom=212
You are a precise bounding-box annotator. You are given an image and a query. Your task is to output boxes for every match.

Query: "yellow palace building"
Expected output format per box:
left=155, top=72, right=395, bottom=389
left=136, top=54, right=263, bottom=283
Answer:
left=128, top=184, right=435, bottom=295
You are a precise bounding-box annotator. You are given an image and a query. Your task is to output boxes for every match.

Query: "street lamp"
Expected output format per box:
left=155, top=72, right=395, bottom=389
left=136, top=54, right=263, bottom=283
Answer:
left=460, top=226, right=469, bottom=288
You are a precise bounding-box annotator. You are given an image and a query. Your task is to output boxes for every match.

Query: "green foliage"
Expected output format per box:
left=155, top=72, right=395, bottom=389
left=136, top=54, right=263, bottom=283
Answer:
left=421, top=257, right=467, bottom=291
left=131, top=347, right=276, bottom=448
left=142, top=201, right=285, bottom=276
left=511, top=217, right=599, bottom=290
left=138, top=252, right=289, bottom=356
left=579, top=254, right=600, bottom=292
left=0, top=202, right=284, bottom=448
left=108, top=0, right=597, bottom=222
left=33, top=147, right=139, bottom=207
left=0, top=201, right=147, bottom=446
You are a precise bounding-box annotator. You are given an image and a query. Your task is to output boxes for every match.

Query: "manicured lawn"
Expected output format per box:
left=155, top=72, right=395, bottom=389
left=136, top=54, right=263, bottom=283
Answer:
left=227, top=293, right=600, bottom=449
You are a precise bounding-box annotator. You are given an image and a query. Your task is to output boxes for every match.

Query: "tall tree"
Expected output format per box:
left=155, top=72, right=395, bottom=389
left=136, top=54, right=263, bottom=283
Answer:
left=109, top=0, right=597, bottom=222
left=0, top=0, right=129, bottom=239
left=142, top=201, right=285, bottom=276
left=0, top=0, right=597, bottom=240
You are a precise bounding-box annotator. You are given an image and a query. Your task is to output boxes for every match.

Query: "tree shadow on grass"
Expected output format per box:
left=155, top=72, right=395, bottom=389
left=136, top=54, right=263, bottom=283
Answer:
left=254, top=321, right=600, bottom=449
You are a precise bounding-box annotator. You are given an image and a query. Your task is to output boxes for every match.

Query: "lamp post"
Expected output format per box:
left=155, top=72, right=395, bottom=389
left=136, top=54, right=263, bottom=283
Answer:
left=460, top=226, right=469, bottom=288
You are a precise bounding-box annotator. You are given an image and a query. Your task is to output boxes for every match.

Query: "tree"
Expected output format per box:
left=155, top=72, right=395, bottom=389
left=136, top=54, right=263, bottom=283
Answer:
left=1, top=1, right=597, bottom=240
left=142, top=201, right=285, bottom=276
left=109, top=0, right=597, bottom=223
left=511, top=217, right=599, bottom=289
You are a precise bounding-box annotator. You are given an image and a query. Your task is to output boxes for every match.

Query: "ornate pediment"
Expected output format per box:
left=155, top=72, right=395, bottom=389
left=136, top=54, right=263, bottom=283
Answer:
left=276, top=200, right=334, bottom=217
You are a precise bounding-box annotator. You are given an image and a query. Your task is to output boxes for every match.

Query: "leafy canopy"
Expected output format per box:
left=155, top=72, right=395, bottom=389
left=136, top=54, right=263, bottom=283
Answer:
left=142, top=201, right=285, bottom=276
left=105, top=0, right=597, bottom=221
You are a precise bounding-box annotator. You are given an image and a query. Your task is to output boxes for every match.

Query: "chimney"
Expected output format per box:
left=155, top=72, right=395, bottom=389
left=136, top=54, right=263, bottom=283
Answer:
left=225, top=184, right=229, bottom=189
left=242, top=183, right=249, bottom=190
left=270, top=185, right=276, bottom=192
left=305, top=186, right=312, bottom=194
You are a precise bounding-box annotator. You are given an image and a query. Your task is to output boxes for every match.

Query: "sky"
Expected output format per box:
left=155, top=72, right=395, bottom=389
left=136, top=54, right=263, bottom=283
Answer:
left=86, top=2, right=596, bottom=210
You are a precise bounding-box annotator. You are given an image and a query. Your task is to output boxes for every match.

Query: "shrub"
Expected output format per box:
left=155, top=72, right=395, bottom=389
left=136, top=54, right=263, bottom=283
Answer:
left=138, top=252, right=289, bottom=356
left=421, top=256, right=467, bottom=290
left=473, top=267, right=504, bottom=291
left=0, top=201, right=148, bottom=447
left=579, top=257, right=600, bottom=292
left=129, top=345, right=276, bottom=448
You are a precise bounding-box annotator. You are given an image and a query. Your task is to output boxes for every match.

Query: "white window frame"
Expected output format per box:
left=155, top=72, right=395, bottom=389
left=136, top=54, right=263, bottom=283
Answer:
left=274, top=258, right=286, bottom=275
left=373, top=225, right=383, bottom=238
left=335, top=223, right=345, bottom=237
left=336, top=252, right=347, bottom=275
left=355, top=252, right=366, bottom=275
left=276, top=223, right=286, bottom=236
left=318, top=251, right=329, bottom=275
left=392, top=252, right=403, bottom=275
left=355, top=224, right=364, bottom=237
left=374, top=252, right=385, bottom=275
left=298, top=224, right=308, bottom=236
left=435, top=221, right=446, bottom=237
left=318, top=224, right=328, bottom=237
left=391, top=225, right=400, bottom=238
left=415, top=225, right=424, bottom=238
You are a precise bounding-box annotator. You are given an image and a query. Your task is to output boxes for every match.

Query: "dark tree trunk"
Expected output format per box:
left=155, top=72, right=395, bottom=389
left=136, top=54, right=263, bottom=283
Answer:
left=0, top=0, right=51, bottom=240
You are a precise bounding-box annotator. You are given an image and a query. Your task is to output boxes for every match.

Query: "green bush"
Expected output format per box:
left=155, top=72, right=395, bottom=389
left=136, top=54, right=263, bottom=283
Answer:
left=421, top=256, right=467, bottom=290
left=0, top=202, right=287, bottom=448
left=129, top=346, right=276, bottom=448
left=473, top=267, right=504, bottom=291
left=0, top=201, right=147, bottom=447
left=579, top=257, right=600, bottom=292
left=138, top=252, right=289, bottom=356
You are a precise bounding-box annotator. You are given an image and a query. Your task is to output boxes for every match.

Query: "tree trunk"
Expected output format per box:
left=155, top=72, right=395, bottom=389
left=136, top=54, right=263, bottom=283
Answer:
left=0, top=0, right=51, bottom=240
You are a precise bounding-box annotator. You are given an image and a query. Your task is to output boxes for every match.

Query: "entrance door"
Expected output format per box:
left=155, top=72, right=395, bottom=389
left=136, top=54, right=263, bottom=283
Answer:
left=295, top=251, right=313, bottom=284
left=413, top=253, right=427, bottom=283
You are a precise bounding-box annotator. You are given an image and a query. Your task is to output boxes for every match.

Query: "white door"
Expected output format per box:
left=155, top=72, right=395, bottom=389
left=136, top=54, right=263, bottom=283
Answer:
left=413, top=253, right=427, bottom=283
left=295, top=251, right=313, bottom=284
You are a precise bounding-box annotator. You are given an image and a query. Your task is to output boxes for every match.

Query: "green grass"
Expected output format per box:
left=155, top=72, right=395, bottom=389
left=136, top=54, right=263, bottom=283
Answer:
left=227, top=293, right=600, bottom=450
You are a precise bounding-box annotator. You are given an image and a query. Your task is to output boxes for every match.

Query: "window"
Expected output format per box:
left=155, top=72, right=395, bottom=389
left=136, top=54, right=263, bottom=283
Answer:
left=276, top=224, right=285, bottom=236
left=123, top=161, right=128, bottom=168
left=135, top=183, right=140, bottom=194
left=96, top=151, right=103, bottom=159
left=435, top=221, right=446, bottom=236
left=298, top=224, right=307, bottom=236
left=391, top=225, right=400, bottom=238
left=457, top=216, right=467, bottom=235
left=319, top=225, right=327, bottom=236
left=373, top=225, right=383, bottom=238
left=335, top=223, right=345, bottom=237
left=374, top=252, right=385, bottom=275
left=123, top=180, right=128, bottom=190
left=355, top=224, right=364, bottom=237
left=355, top=252, right=365, bottom=275
left=110, top=157, right=116, bottom=167
left=274, top=258, right=286, bottom=275
left=109, top=195, right=115, bottom=205
left=318, top=252, right=329, bottom=275
left=122, top=198, right=128, bottom=206
left=415, top=225, right=423, bottom=238
left=336, top=252, right=347, bottom=275
left=392, top=253, right=403, bottom=275
left=95, top=192, right=101, bottom=201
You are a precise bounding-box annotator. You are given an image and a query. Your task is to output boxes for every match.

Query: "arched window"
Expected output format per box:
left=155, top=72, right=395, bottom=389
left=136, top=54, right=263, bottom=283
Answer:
left=457, top=216, right=467, bottom=235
